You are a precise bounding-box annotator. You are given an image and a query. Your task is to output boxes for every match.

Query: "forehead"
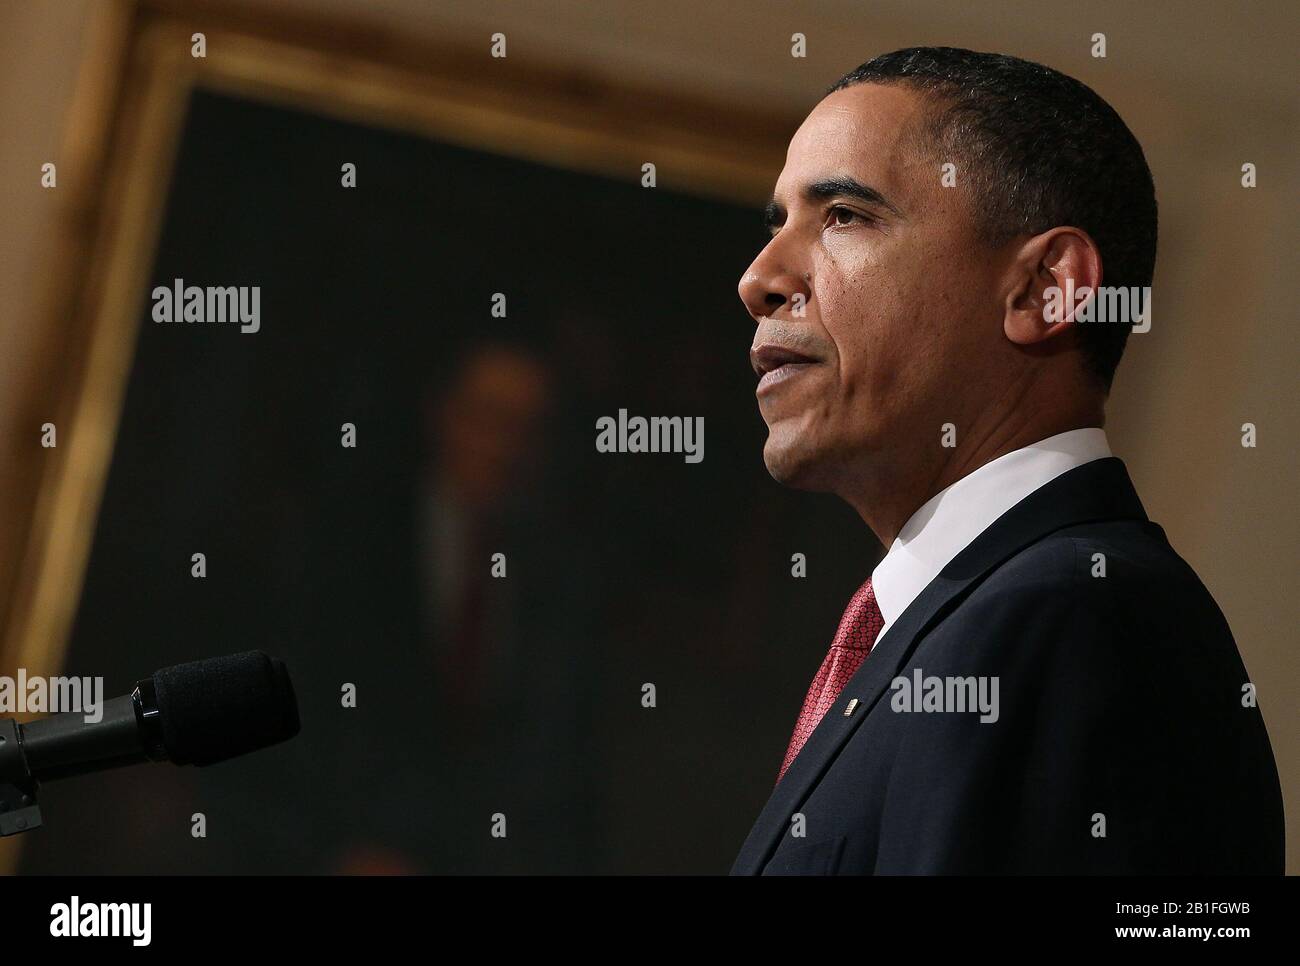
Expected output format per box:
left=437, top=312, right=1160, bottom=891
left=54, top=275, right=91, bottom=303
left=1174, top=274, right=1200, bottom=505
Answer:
left=776, top=83, right=933, bottom=202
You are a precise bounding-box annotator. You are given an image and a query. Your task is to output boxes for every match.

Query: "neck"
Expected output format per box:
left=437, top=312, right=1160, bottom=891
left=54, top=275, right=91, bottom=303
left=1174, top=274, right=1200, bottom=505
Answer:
left=841, top=405, right=1104, bottom=547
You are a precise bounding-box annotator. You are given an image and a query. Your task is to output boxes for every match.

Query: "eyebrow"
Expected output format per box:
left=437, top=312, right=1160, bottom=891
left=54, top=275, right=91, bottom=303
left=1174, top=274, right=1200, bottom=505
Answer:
left=763, top=176, right=903, bottom=229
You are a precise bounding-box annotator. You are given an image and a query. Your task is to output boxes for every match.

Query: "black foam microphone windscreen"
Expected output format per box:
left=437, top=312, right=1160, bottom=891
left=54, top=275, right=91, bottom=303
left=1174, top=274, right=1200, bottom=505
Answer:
left=151, top=651, right=300, bottom=766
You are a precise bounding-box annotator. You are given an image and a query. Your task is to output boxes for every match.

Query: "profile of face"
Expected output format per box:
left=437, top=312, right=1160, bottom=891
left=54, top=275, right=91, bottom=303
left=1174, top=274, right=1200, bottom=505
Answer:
left=739, top=83, right=1012, bottom=494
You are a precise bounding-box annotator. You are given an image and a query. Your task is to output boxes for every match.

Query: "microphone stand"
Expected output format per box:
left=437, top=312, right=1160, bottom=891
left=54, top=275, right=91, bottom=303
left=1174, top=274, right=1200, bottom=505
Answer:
left=0, top=717, right=42, bottom=835
left=0, top=679, right=164, bottom=836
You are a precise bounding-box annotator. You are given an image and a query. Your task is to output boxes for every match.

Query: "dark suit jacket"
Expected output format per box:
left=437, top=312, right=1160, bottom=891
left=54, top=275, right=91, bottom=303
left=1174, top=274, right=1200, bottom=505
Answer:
left=731, top=457, right=1285, bottom=875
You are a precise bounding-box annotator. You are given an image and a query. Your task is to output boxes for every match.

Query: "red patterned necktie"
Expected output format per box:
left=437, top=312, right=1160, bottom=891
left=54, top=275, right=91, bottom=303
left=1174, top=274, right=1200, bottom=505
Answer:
left=777, top=577, right=884, bottom=783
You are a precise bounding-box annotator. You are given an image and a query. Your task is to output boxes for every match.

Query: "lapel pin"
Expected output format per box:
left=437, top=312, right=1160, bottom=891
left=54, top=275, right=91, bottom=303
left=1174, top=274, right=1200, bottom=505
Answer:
left=843, top=698, right=859, bottom=717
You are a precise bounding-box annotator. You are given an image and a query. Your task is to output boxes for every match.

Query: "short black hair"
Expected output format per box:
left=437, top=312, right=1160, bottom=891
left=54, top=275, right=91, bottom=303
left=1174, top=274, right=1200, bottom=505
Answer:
left=830, top=47, right=1157, bottom=390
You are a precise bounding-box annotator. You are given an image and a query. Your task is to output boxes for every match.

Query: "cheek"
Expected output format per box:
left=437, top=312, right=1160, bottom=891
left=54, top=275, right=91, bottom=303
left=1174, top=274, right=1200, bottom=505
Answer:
left=814, top=253, right=906, bottom=405
left=874, top=235, right=973, bottom=364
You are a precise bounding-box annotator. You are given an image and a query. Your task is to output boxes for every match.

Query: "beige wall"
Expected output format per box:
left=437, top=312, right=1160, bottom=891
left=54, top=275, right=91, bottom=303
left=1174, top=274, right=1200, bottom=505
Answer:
left=1, top=0, right=1294, bottom=870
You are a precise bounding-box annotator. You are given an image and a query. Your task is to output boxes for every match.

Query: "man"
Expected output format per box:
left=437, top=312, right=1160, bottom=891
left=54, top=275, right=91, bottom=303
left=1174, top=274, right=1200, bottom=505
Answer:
left=731, top=47, right=1283, bottom=875
left=319, top=339, right=598, bottom=873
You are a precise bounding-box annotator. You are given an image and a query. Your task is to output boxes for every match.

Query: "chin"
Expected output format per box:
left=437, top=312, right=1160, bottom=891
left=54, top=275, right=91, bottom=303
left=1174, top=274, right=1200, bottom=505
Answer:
left=762, top=431, right=833, bottom=491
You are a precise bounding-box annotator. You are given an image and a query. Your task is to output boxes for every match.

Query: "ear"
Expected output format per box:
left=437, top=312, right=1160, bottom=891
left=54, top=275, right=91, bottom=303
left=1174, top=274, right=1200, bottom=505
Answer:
left=1003, top=227, right=1102, bottom=347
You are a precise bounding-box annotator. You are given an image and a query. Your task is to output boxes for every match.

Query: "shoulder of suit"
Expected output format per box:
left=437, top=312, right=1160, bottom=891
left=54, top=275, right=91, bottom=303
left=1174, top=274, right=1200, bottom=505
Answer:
left=993, top=518, right=1204, bottom=594
left=959, top=520, right=1233, bottom=660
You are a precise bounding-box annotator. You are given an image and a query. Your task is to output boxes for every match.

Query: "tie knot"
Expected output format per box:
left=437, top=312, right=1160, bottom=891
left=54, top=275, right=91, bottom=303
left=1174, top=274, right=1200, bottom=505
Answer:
left=832, top=577, right=884, bottom=652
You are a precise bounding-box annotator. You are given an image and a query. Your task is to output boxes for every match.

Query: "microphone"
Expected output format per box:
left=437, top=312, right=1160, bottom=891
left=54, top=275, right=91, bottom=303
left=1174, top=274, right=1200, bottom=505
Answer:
left=0, top=651, right=300, bottom=835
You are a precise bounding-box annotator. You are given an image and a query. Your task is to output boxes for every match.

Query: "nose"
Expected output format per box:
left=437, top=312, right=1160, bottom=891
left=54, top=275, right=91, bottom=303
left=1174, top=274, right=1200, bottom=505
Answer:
left=738, top=240, right=812, bottom=322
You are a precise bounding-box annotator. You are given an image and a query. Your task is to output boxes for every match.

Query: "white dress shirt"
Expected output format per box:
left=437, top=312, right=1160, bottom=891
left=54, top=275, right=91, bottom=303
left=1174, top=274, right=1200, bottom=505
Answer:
left=870, top=428, right=1112, bottom=645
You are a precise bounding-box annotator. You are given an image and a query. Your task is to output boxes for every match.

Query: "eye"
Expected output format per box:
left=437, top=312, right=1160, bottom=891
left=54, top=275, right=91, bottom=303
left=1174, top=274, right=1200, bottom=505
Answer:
left=826, top=205, right=867, bottom=228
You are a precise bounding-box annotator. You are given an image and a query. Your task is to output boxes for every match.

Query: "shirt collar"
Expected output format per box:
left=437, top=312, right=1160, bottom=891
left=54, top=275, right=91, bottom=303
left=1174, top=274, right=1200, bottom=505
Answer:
left=870, top=428, right=1112, bottom=628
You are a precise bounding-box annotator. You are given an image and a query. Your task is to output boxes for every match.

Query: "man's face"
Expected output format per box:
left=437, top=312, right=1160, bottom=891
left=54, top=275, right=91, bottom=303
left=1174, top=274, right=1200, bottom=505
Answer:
left=739, top=83, right=1005, bottom=492
left=434, top=347, right=552, bottom=510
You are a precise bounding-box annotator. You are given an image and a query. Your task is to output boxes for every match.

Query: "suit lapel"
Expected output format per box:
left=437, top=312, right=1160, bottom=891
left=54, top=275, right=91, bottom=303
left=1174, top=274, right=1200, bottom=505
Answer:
left=730, top=456, right=1150, bottom=874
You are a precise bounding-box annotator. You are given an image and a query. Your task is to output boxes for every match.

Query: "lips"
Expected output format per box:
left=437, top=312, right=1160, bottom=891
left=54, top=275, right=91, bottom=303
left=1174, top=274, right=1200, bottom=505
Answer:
left=751, top=343, right=821, bottom=396
left=750, top=343, right=818, bottom=377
